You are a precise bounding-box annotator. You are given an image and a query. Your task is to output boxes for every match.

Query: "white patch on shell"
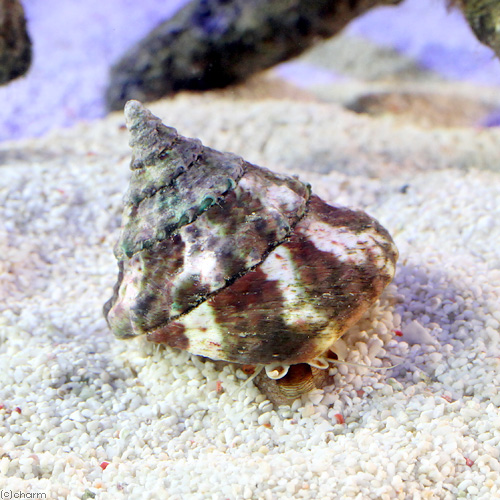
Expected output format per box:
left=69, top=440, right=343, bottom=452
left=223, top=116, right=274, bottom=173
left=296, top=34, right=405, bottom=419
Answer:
left=238, top=173, right=306, bottom=218
left=175, top=302, right=227, bottom=360
left=112, top=257, right=146, bottom=336
left=175, top=235, right=223, bottom=290
left=260, top=245, right=329, bottom=328
left=305, top=220, right=395, bottom=275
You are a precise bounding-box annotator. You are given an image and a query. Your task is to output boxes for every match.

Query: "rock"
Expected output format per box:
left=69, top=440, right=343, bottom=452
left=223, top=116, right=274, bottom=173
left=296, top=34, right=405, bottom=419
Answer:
left=457, top=0, right=500, bottom=59
left=0, top=0, right=31, bottom=85
left=105, top=0, right=403, bottom=111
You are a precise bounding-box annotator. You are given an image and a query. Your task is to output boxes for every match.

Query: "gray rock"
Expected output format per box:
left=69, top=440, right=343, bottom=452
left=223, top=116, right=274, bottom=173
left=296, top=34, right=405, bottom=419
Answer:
left=0, top=0, right=31, bottom=85
left=106, top=0, right=402, bottom=111
left=456, top=0, right=500, bottom=59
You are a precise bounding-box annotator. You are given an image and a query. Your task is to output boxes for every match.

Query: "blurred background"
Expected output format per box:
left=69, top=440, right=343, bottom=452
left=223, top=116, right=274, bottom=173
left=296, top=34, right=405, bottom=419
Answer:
left=1, top=0, right=500, bottom=142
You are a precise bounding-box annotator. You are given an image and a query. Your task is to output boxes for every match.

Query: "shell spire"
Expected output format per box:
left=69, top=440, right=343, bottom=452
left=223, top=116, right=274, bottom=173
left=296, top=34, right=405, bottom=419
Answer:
left=116, top=102, right=250, bottom=259
left=122, top=100, right=204, bottom=209
left=124, top=100, right=178, bottom=172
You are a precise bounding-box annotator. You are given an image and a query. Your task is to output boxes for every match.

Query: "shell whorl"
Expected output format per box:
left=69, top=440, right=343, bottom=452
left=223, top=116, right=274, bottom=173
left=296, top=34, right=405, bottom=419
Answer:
left=104, top=101, right=398, bottom=376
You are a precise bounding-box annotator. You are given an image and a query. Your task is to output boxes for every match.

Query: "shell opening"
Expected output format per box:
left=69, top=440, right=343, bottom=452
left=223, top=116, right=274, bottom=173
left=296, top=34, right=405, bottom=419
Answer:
left=323, top=357, right=402, bottom=372
left=307, top=357, right=330, bottom=370
left=264, top=364, right=290, bottom=380
left=235, top=365, right=264, bottom=393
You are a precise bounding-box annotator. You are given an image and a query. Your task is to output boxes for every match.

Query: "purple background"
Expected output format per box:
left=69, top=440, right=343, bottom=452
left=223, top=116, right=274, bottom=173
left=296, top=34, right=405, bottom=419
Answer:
left=1, top=0, right=499, bottom=142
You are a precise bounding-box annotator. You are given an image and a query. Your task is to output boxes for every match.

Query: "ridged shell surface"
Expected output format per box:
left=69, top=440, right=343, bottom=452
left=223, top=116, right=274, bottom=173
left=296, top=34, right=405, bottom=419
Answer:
left=104, top=101, right=398, bottom=373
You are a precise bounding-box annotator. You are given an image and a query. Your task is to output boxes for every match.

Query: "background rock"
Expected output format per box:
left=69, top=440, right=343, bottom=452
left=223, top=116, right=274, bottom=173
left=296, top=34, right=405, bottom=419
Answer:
left=457, top=0, right=500, bottom=58
left=0, top=0, right=31, bottom=84
left=1, top=0, right=499, bottom=142
left=105, top=0, right=403, bottom=110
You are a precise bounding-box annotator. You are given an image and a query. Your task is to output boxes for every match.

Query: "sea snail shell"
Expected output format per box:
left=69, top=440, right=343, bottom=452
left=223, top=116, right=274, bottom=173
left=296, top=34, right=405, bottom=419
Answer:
left=104, top=101, right=398, bottom=401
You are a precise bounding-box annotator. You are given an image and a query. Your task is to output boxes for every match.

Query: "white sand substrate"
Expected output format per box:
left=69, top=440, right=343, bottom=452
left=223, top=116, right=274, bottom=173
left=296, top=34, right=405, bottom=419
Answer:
left=1, top=87, right=500, bottom=499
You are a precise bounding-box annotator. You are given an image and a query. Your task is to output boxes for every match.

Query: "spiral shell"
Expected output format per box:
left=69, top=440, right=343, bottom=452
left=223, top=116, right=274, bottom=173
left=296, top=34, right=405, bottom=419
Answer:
left=104, top=101, right=398, bottom=400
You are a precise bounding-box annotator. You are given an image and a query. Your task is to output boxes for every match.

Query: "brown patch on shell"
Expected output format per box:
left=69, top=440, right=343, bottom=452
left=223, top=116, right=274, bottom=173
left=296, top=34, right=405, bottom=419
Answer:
left=147, top=321, right=190, bottom=350
left=208, top=266, right=308, bottom=364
